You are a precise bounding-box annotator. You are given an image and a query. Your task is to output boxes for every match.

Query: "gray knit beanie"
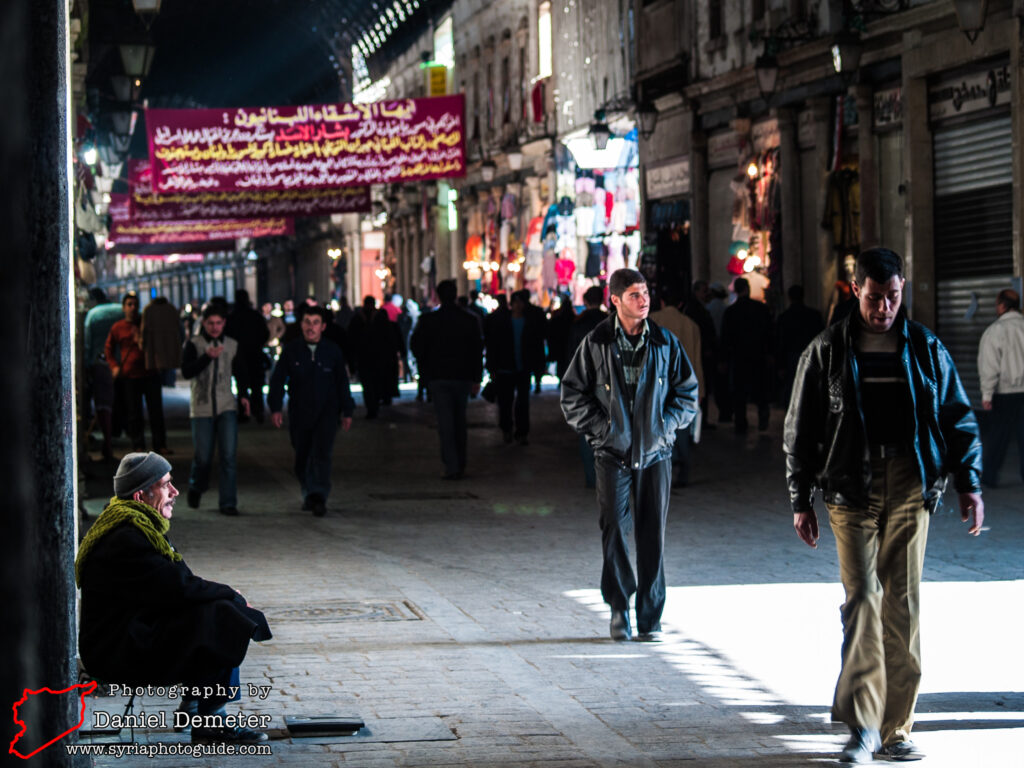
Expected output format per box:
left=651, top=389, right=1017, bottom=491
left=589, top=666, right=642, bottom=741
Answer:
left=113, top=452, right=172, bottom=498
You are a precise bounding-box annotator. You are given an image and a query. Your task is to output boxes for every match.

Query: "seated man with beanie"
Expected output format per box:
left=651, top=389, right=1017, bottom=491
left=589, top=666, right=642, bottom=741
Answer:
left=76, top=452, right=272, bottom=743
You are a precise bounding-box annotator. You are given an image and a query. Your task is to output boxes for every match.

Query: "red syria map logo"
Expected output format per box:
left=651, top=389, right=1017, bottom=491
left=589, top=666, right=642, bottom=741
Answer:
left=8, top=681, right=97, bottom=759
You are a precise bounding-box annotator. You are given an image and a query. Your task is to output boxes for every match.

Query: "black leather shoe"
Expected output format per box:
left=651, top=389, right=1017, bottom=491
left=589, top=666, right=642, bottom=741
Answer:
left=609, top=610, right=631, bottom=641
left=309, top=495, right=326, bottom=517
left=840, top=727, right=881, bottom=763
left=219, top=506, right=239, bottom=517
left=187, top=488, right=201, bottom=509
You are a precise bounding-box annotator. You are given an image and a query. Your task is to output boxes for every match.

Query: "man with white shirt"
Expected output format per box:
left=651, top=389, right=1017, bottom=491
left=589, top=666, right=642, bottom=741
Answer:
left=978, top=288, right=1024, bottom=487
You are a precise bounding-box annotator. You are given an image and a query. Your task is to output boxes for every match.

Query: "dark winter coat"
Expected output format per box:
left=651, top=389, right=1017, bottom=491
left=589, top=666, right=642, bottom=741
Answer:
left=225, top=303, right=271, bottom=368
left=409, top=303, right=484, bottom=384
left=141, top=298, right=182, bottom=371
left=78, top=521, right=270, bottom=686
left=784, top=313, right=982, bottom=513
left=484, top=306, right=547, bottom=375
left=561, top=316, right=699, bottom=470
left=268, top=337, right=356, bottom=424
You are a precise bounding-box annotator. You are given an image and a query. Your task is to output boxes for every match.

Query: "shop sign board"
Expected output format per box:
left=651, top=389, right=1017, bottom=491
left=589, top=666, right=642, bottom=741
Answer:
left=751, top=119, right=779, bottom=153
left=425, top=65, right=448, bottom=97
left=798, top=110, right=816, bottom=148
left=145, top=94, right=467, bottom=193
left=645, top=156, right=690, bottom=199
left=109, top=192, right=293, bottom=246
left=127, top=159, right=371, bottom=221
left=874, top=87, right=902, bottom=130
left=929, top=64, right=1010, bottom=121
left=708, top=131, right=744, bottom=169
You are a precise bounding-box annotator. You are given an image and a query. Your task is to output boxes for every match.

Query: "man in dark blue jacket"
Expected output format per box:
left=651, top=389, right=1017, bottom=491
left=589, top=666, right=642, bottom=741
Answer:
left=268, top=306, right=355, bottom=517
left=561, top=269, right=699, bottom=642
left=785, top=248, right=983, bottom=764
left=410, top=280, right=484, bottom=479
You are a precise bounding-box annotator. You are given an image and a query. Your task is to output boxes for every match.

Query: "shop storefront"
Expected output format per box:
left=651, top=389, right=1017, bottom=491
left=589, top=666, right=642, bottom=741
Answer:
left=643, top=155, right=691, bottom=304
left=930, top=61, right=1015, bottom=405
left=707, top=119, right=782, bottom=308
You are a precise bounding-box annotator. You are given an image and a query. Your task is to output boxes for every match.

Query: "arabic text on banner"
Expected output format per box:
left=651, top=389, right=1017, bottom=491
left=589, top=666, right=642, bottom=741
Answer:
left=127, top=159, right=371, bottom=221
left=145, top=95, right=466, bottom=194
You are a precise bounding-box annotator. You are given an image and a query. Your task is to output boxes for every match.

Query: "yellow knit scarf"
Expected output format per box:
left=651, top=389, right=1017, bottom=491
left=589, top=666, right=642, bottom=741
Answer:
left=75, top=497, right=182, bottom=586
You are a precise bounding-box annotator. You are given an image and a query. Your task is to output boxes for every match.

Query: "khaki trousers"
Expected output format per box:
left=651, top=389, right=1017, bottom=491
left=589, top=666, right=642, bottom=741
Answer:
left=826, top=455, right=930, bottom=746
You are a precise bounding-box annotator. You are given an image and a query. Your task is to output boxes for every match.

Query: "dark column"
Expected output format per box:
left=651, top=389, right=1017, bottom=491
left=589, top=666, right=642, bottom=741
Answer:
left=1, top=1, right=79, bottom=766
left=690, top=126, right=709, bottom=282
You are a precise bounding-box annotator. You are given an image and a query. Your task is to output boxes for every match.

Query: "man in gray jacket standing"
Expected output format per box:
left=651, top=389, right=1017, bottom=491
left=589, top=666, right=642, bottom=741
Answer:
left=561, top=268, right=699, bottom=642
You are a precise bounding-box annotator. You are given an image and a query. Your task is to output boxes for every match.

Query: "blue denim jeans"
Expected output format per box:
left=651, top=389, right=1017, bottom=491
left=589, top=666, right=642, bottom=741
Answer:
left=189, top=410, right=238, bottom=508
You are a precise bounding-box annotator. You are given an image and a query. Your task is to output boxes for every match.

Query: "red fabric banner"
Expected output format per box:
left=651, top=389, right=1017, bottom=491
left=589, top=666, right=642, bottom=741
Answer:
left=108, top=192, right=293, bottom=246
left=127, top=159, right=370, bottom=221
left=144, top=95, right=466, bottom=193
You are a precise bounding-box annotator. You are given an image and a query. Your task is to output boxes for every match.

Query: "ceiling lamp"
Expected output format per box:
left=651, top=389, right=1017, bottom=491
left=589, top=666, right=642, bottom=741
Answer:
left=953, top=0, right=988, bottom=43
left=636, top=100, right=659, bottom=141
left=830, top=29, right=863, bottom=80
left=507, top=150, right=524, bottom=171
left=481, top=159, right=497, bottom=182
left=131, top=0, right=161, bottom=12
left=754, top=54, right=779, bottom=101
left=589, top=110, right=611, bottom=151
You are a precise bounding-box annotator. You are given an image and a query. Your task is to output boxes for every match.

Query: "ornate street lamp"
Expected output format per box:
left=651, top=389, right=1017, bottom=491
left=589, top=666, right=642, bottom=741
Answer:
left=953, top=0, right=988, bottom=43
left=754, top=54, right=779, bottom=101
left=480, top=159, right=497, bottom=182
left=636, top=100, right=659, bottom=140
left=589, top=110, right=611, bottom=151
left=507, top=149, right=524, bottom=171
left=118, top=44, right=156, bottom=79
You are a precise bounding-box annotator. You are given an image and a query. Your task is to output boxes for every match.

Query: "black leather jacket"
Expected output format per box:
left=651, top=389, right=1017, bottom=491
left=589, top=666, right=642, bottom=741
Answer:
left=783, top=313, right=981, bottom=513
left=561, top=316, right=699, bottom=470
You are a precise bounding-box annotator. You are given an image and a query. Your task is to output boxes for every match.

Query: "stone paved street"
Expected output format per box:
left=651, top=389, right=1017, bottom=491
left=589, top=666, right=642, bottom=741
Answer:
left=78, top=382, right=1024, bottom=767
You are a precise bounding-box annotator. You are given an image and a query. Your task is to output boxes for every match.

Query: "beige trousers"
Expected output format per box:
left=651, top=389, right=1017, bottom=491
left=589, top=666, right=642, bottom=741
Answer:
left=826, top=455, right=930, bottom=746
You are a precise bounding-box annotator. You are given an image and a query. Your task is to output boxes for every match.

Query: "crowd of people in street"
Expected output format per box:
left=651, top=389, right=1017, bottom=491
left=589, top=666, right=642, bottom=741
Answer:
left=77, top=250, right=1021, bottom=757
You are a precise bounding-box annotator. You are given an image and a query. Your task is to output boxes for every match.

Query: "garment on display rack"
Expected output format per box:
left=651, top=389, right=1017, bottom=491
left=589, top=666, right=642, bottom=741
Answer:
left=555, top=255, right=576, bottom=287
left=606, top=233, right=626, bottom=275
left=585, top=239, right=604, bottom=278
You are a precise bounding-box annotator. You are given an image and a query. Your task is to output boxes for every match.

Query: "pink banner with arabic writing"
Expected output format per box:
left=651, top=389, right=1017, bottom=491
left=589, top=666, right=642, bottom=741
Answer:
left=145, top=94, right=466, bottom=193
left=127, top=159, right=370, bottom=221
left=109, top=192, right=293, bottom=245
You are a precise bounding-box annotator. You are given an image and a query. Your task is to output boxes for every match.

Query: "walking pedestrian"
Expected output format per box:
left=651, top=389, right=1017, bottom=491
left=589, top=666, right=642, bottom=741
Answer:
left=978, top=288, right=1024, bottom=487
left=268, top=305, right=355, bottom=517
left=683, top=280, right=719, bottom=431
left=568, top=286, right=608, bottom=488
left=181, top=304, right=250, bottom=516
left=105, top=292, right=168, bottom=454
left=409, top=279, right=484, bottom=479
left=720, top=277, right=773, bottom=433
left=650, top=287, right=704, bottom=487
left=775, top=284, right=824, bottom=408
left=226, top=289, right=270, bottom=424
left=546, top=294, right=577, bottom=380
left=83, top=289, right=122, bottom=460
left=561, top=268, right=699, bottom=641
left=141, top=295, right=182, bottom=392
left=785, top=247, right=983, bottom=763
left=484, top=289, right=546, bottom=445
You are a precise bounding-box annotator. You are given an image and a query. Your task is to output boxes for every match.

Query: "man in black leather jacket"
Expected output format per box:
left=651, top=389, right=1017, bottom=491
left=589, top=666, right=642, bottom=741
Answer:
left=784, top=248, right=984, bottom=764
left=561, top=269, right=699, bottom=642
